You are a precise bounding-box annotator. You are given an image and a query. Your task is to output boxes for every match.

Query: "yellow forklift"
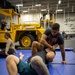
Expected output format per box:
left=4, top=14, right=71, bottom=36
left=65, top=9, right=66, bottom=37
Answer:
left=0, top=9, right=45, bottom=47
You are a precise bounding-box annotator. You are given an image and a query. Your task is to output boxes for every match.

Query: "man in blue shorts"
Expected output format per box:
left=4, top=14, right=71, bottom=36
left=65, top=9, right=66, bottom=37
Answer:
left=31, top=23, right=68, bottom=64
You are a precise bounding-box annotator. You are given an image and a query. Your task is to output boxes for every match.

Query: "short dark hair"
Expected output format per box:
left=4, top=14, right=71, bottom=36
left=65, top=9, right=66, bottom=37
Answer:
left=52, top=23, right=60, bottom=30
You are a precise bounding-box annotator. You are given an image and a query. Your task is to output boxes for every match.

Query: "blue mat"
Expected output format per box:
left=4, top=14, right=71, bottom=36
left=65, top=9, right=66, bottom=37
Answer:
left=55, top=48, right=73, bottom=51
left=47, top=64, right=75, bottom=75
left=0, top=50, right=75, bottom=75
left=51, top=50, right=75, bottom=64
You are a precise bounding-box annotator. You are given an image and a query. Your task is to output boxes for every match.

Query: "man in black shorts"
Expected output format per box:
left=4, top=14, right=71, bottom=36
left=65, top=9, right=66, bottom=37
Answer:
left=31, top=23, right=68, bottom=64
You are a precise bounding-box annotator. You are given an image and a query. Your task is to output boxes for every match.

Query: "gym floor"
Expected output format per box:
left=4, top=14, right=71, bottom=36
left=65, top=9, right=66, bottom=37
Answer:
left=0, top=38, right=75, bottom=75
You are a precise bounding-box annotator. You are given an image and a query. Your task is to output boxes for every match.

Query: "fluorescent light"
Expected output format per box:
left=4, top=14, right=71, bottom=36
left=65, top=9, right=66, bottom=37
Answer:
left=23, top=10, right=28, bottom=12
left=16, top=4, right=23, bottom=6
left=58, top=0, right=61, bottom=4
left=56, top=9, right=63, bottom=12
left=35, top=4, right=41, bottom=6
left=41, top=9, right=46, bottom=11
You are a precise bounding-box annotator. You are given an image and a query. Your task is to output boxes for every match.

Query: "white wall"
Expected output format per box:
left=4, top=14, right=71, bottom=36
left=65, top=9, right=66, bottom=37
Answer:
left=55, top=13, right=75, bottom=34
left=20, top=12, right=75, bottom=34
left=12, top=16, right=18, bottom=24
left=6, top=16, right=18, bottom=29
left=0, top=11, right=75, bottom=34
left=20, top=13, right=42, bottom=24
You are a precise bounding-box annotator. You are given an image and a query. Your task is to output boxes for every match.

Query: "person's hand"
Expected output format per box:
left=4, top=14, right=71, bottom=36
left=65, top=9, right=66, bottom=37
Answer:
left=46, top=46, right=55, bottom=52
left=62, top=60, right=68, bottom=64
left=50, top=46, right=55, bottom=51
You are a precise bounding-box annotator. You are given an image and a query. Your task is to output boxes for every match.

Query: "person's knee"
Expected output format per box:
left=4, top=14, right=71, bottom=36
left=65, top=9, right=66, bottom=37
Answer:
left=6, top=55, right=14, bottom=63
left=46, top=52, right=55, bottom=62
left=31, top=56, right=42, bottom=63
left=30, top=56, right=42, bottom=68
left=6, top=55, right=19, bottom=64
left=32, top=41, right=38, bottom=47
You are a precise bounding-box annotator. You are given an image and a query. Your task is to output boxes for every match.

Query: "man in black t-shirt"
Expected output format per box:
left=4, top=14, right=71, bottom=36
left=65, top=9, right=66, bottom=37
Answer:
left=31, top=23, right=68, bottom=64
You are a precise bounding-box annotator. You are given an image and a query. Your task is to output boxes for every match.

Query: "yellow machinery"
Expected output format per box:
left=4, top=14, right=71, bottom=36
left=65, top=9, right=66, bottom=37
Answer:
left=40, top=14, right=54, bottom=29
left=0, top=9, right=45, bottom=47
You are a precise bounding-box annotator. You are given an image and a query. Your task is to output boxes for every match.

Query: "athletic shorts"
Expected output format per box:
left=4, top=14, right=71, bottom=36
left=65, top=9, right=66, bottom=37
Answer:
left=27, top=50, right=55, bottom=64
left=17, top=59, right=38, bottom=75
left=27, top=50, right=47, bottom=64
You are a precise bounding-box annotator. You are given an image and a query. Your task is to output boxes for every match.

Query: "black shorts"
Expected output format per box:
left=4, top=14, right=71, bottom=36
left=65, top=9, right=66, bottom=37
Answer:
left=27, top=50, right=56, bottom=64
left=27, top=50, right=47, bottom=64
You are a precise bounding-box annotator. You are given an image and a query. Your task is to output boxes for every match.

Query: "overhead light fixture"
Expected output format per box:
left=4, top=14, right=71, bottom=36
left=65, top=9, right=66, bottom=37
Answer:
left=23, top=10, right=28, bottom=13
left=35, top=4, right=41, bottom=6
left=56, top=9, right=63, bottom=12
left=58, top=0, right=61, bottom=4
left=41, top=9, right=46, bottom=11
left=16, top=4, right=23, bottom=6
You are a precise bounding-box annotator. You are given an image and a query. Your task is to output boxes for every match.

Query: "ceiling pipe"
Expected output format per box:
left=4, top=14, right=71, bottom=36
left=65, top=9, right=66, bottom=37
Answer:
left=68, top=1, right=69, bottom=19
left=64, top=9, right=65, bottom=22
left=72, top=6, right=74, bottom=12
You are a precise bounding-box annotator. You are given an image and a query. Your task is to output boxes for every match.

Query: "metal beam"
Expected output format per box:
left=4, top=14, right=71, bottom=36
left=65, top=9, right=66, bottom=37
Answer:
left=0, top=9, right=11, bottom=16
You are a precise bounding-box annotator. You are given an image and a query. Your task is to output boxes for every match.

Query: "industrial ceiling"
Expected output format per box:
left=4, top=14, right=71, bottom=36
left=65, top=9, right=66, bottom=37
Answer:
left=1, top=0, right=75, bottom=14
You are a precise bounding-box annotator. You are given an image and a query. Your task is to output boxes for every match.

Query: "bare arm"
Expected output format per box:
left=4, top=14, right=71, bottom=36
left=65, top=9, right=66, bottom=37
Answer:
left=40, top=34, right=53, bottom=50
left=5, top=40, right=11, bottom=55
left=59, top=44, right=68, bottom=64
left=5, top=41, right=11, bottom=55
left=59, top=44, right=65, bottom=61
